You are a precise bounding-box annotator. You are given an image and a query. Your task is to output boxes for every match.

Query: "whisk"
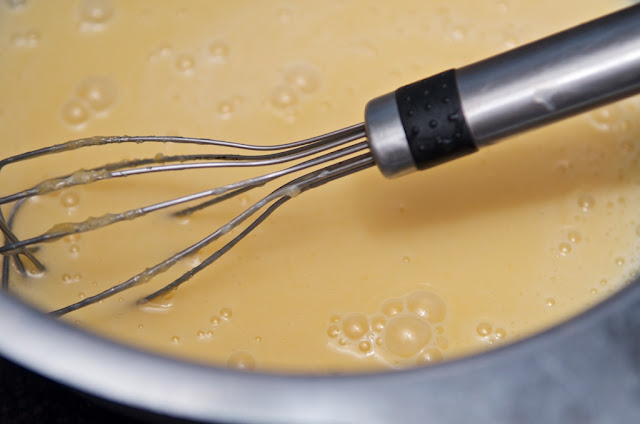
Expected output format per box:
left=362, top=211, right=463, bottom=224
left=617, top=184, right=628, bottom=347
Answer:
left=2, top=4, right=640, bottom=317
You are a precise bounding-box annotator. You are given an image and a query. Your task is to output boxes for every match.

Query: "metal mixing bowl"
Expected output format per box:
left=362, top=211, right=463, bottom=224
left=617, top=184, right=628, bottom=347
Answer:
left=0, top=277, right=639, bottom=423
left=2, top=1, right=640, bottom=422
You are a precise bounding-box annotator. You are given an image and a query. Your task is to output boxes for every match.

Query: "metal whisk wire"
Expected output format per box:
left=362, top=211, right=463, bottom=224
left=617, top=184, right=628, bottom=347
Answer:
left=3, top=3, right=640, bottom=317
left=0, top=123, right=374, bottom=315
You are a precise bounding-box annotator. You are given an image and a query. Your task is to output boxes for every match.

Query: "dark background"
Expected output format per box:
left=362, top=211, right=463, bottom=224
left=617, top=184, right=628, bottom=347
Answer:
left=0, top=356, right=148, bottom=424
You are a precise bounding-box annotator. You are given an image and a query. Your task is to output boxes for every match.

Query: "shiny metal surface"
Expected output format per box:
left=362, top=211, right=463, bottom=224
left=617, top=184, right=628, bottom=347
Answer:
left=2, top=4, right=640, bottom=424
left=365, top=92, right=417, bottom=178
left=457, top=3, right=640, bottom=145
left=0, top=124, right=373, bottom=315
left=0, top=280, right=640, bottom=424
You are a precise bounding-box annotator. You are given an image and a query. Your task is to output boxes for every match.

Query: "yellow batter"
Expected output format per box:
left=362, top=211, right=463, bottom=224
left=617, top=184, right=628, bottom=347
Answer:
left=1, top=0, right=639, bottom=372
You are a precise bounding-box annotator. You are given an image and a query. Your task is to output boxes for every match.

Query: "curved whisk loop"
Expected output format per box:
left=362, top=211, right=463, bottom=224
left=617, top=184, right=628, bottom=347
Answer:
left=0, top=123, right=365, bottom=205
left=1, top=200, right=43, bottom=290
left=50, top=153, right=375, bottom=316
left=0, top=124, right=374, bottom=316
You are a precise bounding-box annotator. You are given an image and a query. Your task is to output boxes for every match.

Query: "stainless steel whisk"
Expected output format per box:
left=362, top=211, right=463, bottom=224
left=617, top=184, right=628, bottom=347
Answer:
left=2, top=4, right=640, bottom=316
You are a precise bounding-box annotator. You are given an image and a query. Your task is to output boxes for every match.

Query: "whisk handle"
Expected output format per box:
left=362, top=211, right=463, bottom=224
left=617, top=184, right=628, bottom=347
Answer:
left=365, top=3, right=640, bottom=178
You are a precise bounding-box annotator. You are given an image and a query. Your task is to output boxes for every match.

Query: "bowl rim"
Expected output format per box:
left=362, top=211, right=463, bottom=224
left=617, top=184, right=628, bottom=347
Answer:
left=1, top=277, right=639, bottom=423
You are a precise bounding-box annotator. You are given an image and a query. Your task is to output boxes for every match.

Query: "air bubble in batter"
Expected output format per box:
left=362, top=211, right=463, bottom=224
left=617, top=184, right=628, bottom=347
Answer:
left=406, top=291, right=446, bottom=323
left=60, top=98, right=91, bottom=127
left=371, top=316, right=386, bottom=333
left=227, top=351, right=256, bottom=370
left=578, top=195, right=595, bottom=212
left=327, top=325, right=339, bottom=338
left=380, top=298, right=403, bottom=317
left=416, top=348, right=443, bottom=365
left=587, top=108, right=616, bottom=132
left=76, top=76, right=118, bottom=113
left=358, top=341, right=372, bottom=354
left=558, top=242, right=572, bottom=256
left=384, top=314, right=432, bottom=358
left=476, top=322, right=492, bottom=337
left=10, top=30, right=40, bottom=48
left=217, top=101, right=234, bottom=120
left=568, top=231, right=581, bottom=244
left=208, top=41, right=229, bottom=63
left=78, top=0, right=115, bottom=30
left=269, top=85, right=298, bottom=109
left=341, top=313, right=369, bottom=340
left=61, top=192, right=80, bottom=207
left=284, top=64, right=321, bottom=94
left=176, top=54, right=196, bottom=73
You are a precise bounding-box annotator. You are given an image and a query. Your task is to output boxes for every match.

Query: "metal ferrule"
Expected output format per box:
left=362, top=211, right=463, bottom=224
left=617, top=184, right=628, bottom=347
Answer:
left=364, top=92, right=416, bottom=179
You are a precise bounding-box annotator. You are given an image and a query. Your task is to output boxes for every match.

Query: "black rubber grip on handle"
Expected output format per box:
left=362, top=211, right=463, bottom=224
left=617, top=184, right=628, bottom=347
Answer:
left=395, top=70, right=477, bottom=170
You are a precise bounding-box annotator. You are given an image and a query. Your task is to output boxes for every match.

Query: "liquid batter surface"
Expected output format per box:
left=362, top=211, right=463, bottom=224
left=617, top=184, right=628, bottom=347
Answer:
left=1, top=0, right=639, bottom=372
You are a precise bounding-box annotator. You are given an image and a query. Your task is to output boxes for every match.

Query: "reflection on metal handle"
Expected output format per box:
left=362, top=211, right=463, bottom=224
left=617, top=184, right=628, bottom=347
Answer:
left=457, top=3, right=640, bottom=146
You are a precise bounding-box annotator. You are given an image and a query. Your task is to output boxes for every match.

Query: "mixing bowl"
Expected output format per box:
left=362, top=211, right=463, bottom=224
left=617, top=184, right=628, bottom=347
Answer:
left=0, top=279, right=639, bottom=423
left=2, top=1, right=640, bottom=422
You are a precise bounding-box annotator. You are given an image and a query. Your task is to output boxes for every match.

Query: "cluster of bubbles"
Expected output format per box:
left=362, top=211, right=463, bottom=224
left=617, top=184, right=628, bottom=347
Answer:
left=578, top=194, right=596, bottom=212
left=209, top=308, right=259, bottom=370
left=587, top=106, right=635, bottom=134
left=421, top=3, right=512, bottom=47
left=327, top=291, right=448, bottom=367
left=557, top=230, right=582, bottom=257
left=166, top=307, right=252, bottom=368
left=148, top=40, right=241, bottom=121
left=61, top=272, right=82, bottom=285
left=475, top=322, right=507, bottom=345
left=62, top=231, right=82, bottom=258
left=147, top=299, right=234, bottom=346
left=572, top=191, right=637, bottom=272
left=149, top=40, right=231, bottom=70
left=56, top=195, right=84, bottom=284
left=267, top=63, right=322, bottom=122
left=60, top=76, right=118, bottom=128
left=6, top=0, right=27, bottom=9
left=209, top=307, right=233, bottom=327
left=551, top=194, right=594, bottom=257
left=77, top=0, right=115, bottom=32
left=147, top=39, right=242, bottom=123
left=9, top=29, right=40, bottom=48
left=170, top=307, right=235, bottom=343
